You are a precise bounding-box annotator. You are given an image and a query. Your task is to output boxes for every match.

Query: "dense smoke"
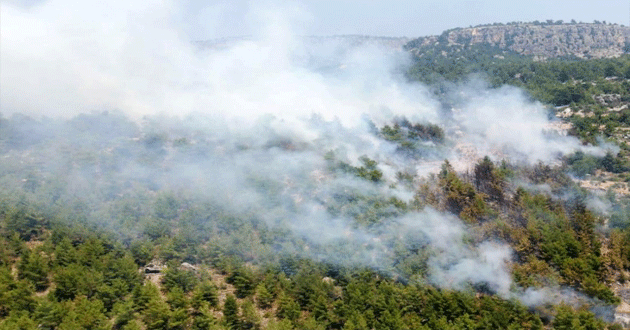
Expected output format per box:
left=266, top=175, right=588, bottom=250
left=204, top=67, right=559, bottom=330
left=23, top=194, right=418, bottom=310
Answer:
left=0, top=0, right=609, bottom=308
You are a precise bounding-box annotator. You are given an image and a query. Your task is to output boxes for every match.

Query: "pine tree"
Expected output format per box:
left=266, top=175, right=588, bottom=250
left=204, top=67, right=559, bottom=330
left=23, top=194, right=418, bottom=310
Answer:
left=276, top=293, right=300, bottom=322
left=168, top=307, right=189, bottom=330
left=142, top=297, right=170, bottom=330
left=112, top=299, right=136, bottom=330
left=552, top=304, right=583, bottom=330
left=255, top=283, right=274, bottom=309
left=54, top=237, right=76, bottom=267
left=167, top=286, right=189, bottom=310
left=311, top=295, right=331, bottom=324
left=33, top=299, right=66, bottom=330
left=132, top=282, right=161, bottom=312
left=192, top=305, right=217, bottom=330
left=192, top=281, right=219, bottom=310
left=17, top=248, right=49, bottom=291
left=121, top=320, right=143, bottom=330
left=228, top=267, right=256, bottom=298
left=241, top=298, right=260, bottom=330
left=223, top=294, right=240, bottom=329
left=72, top=296, right=108, bottom=330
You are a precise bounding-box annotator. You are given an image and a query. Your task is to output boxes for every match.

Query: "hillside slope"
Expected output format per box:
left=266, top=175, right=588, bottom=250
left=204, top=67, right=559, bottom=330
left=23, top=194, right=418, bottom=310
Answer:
left=406, top=22, right=630, bottom=59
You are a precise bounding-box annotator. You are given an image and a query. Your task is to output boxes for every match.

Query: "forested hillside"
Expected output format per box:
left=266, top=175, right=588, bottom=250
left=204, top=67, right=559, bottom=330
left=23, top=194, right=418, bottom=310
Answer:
left=1, top=112, right=628, bottom=329
left=3, top=20, right=630, bottom=330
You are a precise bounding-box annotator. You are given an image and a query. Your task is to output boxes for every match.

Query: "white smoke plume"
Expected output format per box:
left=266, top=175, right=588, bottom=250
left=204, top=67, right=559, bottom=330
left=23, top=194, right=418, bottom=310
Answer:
left=444, top=82, right=609, bottom=168
left=0, top=0, right=612, bottom=309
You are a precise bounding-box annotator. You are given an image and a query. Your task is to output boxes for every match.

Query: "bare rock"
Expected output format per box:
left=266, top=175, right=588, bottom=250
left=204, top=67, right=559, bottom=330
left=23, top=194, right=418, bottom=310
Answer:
left=145, top=261, right=166, bottom=274
left=180, top=262, right=199, bottom=272
left=406, top=23, right=630, bottom=59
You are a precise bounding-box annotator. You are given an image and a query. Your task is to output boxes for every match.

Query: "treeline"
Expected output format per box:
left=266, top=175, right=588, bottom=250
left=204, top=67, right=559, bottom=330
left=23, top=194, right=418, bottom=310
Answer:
left=406, top=43, right=630, bottom=152
left=406, top=46, right=630, bottom=107
left=475, top=19, right=616, bottom=27
left=1, top=155, right=628, bottom=329
left=566, top=150, right=630, bottom=178
left=481, top=57, right=630, bottom=107
left=0, top=197, right=621, bottom=330
left=416, top=158, right=629, bottom=306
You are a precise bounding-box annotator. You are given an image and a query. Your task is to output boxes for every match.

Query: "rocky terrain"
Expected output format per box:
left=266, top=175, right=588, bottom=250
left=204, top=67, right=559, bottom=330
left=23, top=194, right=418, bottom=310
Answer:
left=197, top=24, right=630, bottom=60
left=406, top=22, right=630, bottom=59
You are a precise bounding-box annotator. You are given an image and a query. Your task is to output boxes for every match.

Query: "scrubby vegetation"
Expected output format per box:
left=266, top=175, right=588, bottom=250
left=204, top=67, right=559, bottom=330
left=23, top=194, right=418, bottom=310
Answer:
left=407, top=45, right=630, bottom=106
left=1, top=109, right=629, bottom=329
left=407, top=35, right=630, bottom=187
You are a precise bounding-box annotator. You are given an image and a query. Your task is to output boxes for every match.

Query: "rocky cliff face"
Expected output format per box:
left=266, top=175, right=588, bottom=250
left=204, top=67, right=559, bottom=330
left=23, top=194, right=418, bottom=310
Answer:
left=406, top=23, right=630, bottom=59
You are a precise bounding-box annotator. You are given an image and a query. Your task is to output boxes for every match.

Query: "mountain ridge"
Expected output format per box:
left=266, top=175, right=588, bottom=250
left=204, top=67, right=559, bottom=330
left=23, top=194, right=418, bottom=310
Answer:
left=405, top=22, right=630, bottom=60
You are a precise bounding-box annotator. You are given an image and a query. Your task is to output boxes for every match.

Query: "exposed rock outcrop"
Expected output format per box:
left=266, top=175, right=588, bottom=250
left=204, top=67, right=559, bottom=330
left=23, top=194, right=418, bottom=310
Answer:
left=406, top=23, right=630, bottom=59
left=144, top=260, right=166, bottom=273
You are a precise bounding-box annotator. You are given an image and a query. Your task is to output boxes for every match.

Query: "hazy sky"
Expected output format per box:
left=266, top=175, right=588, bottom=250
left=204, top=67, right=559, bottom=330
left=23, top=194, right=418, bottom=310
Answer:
left=180, top=0, right=630, bottom=39
left=5, top=0, right=629, bottom=40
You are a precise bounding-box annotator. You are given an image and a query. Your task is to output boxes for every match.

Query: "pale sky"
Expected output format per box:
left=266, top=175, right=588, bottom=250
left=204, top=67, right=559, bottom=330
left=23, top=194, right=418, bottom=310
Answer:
left=180, top=0, right=630, bottom=39
left=5, top=0, right=629, bottom=39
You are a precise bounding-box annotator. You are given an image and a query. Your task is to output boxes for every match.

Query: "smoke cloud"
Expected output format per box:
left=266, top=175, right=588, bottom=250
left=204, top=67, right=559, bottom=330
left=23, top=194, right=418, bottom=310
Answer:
left=0, top=0, right=610, bottom=308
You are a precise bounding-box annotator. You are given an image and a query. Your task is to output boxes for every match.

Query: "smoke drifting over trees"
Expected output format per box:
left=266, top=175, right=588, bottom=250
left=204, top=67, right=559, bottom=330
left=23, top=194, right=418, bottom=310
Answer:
left=1, top=1, right=624, bottom=328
